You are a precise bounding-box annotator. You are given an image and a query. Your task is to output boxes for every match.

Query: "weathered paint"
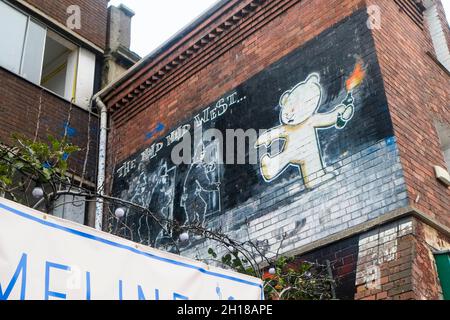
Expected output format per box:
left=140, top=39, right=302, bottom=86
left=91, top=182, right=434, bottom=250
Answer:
left=110, top=10, right=408, bottom=256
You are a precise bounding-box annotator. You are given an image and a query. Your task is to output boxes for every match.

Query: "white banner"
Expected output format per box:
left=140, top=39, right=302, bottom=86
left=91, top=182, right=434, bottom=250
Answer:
left=0, top=198, right=263, bottom=300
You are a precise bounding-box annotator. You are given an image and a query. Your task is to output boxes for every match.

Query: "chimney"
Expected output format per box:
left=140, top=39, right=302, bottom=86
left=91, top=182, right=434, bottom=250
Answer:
left=107, top=4, right=135, bottom=51
left=103, top=4, right=140, bottom=88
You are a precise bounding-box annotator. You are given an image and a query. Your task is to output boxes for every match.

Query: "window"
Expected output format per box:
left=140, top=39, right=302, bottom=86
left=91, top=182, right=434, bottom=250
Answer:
left=22, top=20, right=47, bottom=83
left=0, top=1, right=96, bottom=108
left=0, top=1, right=45, bottom=83
left=40, top=31, right=78, bottom=98
left=436, top=122, right=450, bottom=169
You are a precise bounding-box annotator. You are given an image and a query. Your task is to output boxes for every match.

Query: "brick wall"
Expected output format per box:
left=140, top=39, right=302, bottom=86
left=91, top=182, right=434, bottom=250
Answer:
left=355, top=218, right=415, bottom=300
left=353, top=217, right=449, bottom=300
left=412, top=220, right=450, bottom=299
left=22, top=0, right=108, bottom=49
left=0, top=67, right=99, bottom=182
left=301, top=236, right=360, bottom=300
left=367, top=0, right=450, bottom=227
left=102, top=0, right=450, bottom=299
left=104, top=0, right=367, bottom=145
left=104, top=0, right=410, bottom=251
left=253, top=217, right=447, bottom=300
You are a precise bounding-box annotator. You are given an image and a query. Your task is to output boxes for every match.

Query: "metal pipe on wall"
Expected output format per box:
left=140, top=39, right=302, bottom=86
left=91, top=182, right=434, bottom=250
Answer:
left=95, top=96, right=108, bottom=230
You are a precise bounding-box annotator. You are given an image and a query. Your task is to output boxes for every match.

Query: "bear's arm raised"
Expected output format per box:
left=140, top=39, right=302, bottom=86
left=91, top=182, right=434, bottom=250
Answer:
left=255, top=126, right=287, bottom=147
left=311, top=105, right=346, bottom=128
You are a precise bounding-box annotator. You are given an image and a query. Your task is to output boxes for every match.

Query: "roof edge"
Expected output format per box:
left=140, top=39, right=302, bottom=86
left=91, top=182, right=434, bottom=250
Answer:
left=96, top=0, right=230, bottom=101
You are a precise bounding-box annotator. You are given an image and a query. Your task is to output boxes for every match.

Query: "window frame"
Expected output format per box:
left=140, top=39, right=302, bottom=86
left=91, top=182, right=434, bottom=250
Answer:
left=0, top=0, right=47, bottom=83
left=0, top=0, right=29, bottom=74
left=0, top=0, right=95, bottom=111
left=20, top=17, right=47, bottom=84
left=435, top=121, right=450, bottom=170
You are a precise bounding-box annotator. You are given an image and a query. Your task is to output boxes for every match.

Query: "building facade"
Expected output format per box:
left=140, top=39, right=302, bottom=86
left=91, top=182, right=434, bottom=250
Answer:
left=98, top=0, right=450, bottom=299
left=0, top=0, right=137, bottom=225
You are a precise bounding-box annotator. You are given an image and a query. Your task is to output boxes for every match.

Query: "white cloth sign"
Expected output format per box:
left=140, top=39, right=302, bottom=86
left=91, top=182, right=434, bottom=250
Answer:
left=0, top=197, right=263, bottom=300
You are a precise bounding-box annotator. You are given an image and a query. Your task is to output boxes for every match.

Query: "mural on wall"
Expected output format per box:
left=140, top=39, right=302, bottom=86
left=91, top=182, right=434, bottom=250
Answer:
left=118, top=159, right=177, bottom=246
left=181, top=139, right=222, bottom=226
left=111, top=10, right=403, bottom=249
left=256, top=63, right=364, bottom=187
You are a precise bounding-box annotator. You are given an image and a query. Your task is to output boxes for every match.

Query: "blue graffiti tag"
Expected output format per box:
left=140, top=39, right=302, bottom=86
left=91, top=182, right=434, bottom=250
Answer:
left=145, top=122, right=165, bottom=140
left=63, top=121, right=77, bottom=138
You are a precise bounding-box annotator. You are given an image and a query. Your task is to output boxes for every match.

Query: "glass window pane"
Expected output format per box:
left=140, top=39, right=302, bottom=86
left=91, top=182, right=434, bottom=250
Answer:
left=0, top=1, right=27, bottom=74
left=21, top=20, right=46, bottom=83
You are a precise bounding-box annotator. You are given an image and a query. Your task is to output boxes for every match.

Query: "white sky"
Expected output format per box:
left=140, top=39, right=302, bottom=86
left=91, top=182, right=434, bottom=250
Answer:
left=109, top=0, right=450, bottom=57
left=443, top=1, right=450, bottom=25
left=109, top=0, right=218, bottom=56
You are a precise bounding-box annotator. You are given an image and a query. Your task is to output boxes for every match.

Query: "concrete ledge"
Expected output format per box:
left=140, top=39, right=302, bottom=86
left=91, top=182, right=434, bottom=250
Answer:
left=284, top=206, right=450, bottom=260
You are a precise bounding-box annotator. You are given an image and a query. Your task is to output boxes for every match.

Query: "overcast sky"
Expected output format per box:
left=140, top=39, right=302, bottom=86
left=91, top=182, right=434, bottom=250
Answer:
left=109, top=0, right=450, bottom=57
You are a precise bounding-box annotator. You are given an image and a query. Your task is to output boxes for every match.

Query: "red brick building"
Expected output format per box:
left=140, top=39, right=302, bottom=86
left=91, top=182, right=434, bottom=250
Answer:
left=96, top=0, right=449, bottom=300
left=0, top=0, right=137, bottom=225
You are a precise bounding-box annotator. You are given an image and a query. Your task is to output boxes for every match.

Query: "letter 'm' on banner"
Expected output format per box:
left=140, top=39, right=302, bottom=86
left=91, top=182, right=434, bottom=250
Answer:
left=0, top=253, right=27, bottom=300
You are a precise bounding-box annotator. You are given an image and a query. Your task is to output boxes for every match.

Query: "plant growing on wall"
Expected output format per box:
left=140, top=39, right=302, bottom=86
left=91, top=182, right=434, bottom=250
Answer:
left=0, top=134, right=80, bottom=209
left=206, top=247, right=336, bottom=300
left=262, top=257, right=335, bottom=300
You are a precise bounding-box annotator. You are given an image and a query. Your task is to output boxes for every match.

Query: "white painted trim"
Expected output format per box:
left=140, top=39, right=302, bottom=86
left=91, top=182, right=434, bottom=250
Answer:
left=435, top=166, right=450, bottom=186
left=95, top=97, right=108, bottom=230
left=424, top=0, right=450, bottom=72
left=75, top=48, right=96, bottom=109
left=65, top=49, right=79, bottom=102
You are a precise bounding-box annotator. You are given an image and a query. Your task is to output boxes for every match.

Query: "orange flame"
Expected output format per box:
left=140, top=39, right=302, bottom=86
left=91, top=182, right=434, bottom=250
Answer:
left=346, top=61, right=366, bottom=92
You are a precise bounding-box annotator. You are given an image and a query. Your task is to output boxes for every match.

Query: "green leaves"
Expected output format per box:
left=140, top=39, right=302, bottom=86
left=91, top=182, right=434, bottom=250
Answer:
left=0, top=134, right=81, bottom=203
left=207, top=246, right=334, bottom=301
left=10, top=134, right=79, bottom=181
left=263, top=257, right=334, bottom=300
left=207, top=247, right=255, bottom=276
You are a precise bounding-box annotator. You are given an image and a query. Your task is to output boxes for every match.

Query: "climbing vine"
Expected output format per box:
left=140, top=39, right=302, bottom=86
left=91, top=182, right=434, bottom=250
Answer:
left=207, top=248, right=335, bottom=300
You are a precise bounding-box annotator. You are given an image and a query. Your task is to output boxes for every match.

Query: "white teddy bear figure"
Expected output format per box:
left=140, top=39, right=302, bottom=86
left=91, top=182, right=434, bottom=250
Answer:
left=255, top=73, right=354, bottom=189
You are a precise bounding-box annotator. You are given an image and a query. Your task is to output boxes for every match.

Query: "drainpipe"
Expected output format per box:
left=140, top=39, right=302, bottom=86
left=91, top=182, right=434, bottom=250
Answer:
left=95, top=96, right=108, bottom=230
